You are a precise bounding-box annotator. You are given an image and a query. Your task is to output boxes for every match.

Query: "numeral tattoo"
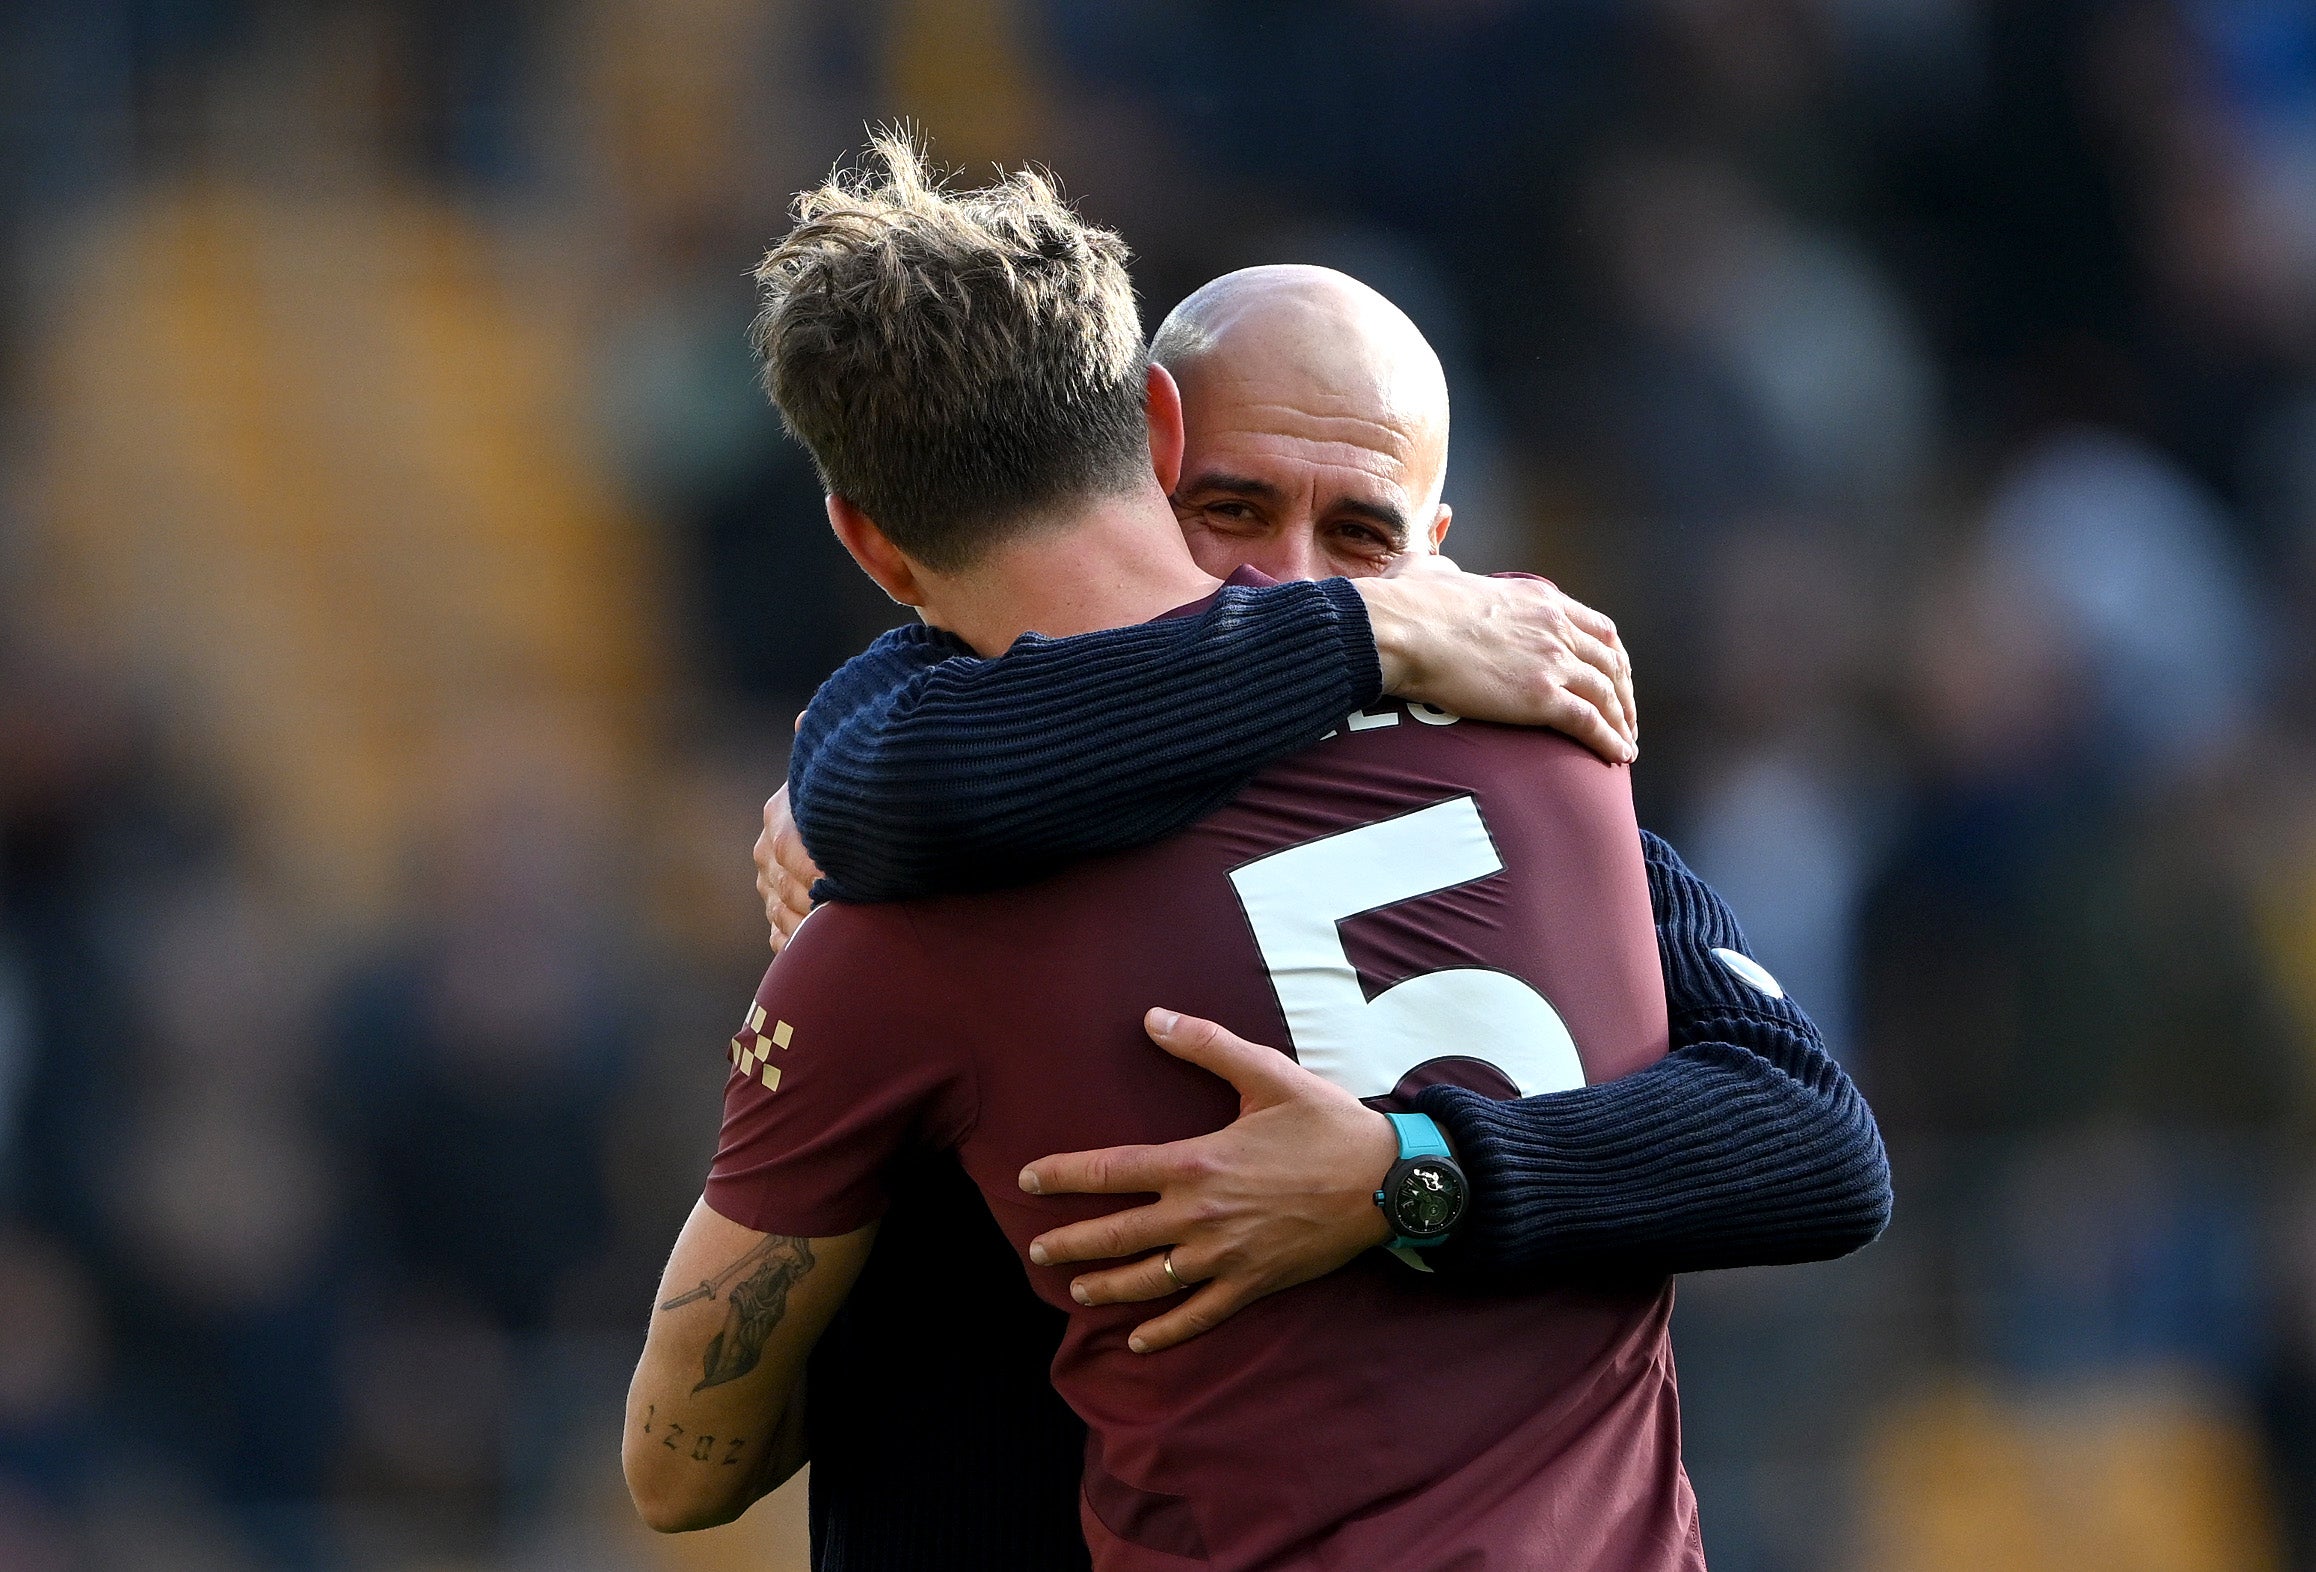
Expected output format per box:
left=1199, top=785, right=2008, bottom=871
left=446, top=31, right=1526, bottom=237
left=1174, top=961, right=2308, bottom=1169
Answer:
left=637, top=1406, right=749, bottom=1466
left=660, top=1234, right=817, bottom=1393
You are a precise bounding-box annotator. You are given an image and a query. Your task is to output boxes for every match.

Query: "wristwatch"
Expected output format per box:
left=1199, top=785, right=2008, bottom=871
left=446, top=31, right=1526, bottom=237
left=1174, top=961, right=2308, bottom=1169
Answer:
left=1375, top=1111, right=1468, bottom=1251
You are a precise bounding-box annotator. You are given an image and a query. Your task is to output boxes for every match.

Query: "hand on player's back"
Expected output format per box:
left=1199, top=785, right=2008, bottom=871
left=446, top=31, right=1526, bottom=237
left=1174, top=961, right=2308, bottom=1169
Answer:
left=758, top=786, right=818, bottom=954
left=1018, top=1009, right=1399, bottom=1354
left=1354, top=557, right=1638, bottom=764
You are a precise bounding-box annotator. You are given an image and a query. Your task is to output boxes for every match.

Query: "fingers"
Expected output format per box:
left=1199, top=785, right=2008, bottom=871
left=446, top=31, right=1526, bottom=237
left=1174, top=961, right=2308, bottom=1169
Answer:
left=1587, top=626, right=1638, bottom=746
left=1537, top=650, right=1632, bottom=762
left=1559, top=597, right=1637, bottom=741
left=1558, top=593, right=1616, bottom=647
left=1058, top=1245, right=1252, bottom=1352
left=770, top=805, right=819, bottom=889
left=1142, top=1009, right=1302, bottom=1100
left=1564, top=625, right=1623, bottom=697
left=771, top=859, right=813, bottom=923
left=755, top=800, right=784, bottom=949
left=769, top=898, right=806, bottom=954
left=1556, top=643, right=1630, bottom=759
left=1495, top=582, right=1631, bottom=752
left=1019, top=1142, right=1176, bottom=1200
left=1538, top=685, right=1631, bottom=766
left=1127, top=1280, right=1254, bottom=1355
left=1027, top=1199, right=1179, bottom=1268
left=758, top=788, right=818, bottom=955
left=768, top=791, right=796, bottom=893
left=1064, top=1248, right=1192, bottom=1308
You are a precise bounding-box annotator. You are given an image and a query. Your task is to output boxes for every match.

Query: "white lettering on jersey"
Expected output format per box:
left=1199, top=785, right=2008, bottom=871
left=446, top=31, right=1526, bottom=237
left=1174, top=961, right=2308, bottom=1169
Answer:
left=1229, top=796, right=1585, bottom=1100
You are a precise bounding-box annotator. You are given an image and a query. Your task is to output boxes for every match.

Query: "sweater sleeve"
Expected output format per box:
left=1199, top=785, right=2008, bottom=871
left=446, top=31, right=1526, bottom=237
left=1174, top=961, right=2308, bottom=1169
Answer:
left=1416, top=831, right=1892, bottom=1281
left=789, top=578, right=1382, bottom=903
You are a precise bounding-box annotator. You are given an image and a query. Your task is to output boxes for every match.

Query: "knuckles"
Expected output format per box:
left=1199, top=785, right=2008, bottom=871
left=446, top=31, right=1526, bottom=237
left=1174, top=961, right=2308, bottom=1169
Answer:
left=1171, top=1150, right=1224, bottom=1185
left=1184, top=1194, right=1230, bottom=1227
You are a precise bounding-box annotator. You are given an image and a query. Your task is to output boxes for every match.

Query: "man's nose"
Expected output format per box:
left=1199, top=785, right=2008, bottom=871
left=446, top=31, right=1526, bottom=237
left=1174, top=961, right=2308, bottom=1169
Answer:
left=1251, top=533, right=1327, bottom=584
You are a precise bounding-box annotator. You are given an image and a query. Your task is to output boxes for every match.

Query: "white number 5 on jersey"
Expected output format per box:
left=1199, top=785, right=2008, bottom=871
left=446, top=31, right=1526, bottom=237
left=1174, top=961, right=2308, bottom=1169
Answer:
left=1228, top=796, right=1585, bottom=1101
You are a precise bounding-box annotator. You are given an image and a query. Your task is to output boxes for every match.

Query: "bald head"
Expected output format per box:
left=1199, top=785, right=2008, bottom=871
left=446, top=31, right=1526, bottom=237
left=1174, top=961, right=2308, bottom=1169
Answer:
left=1149, top=266, right=1455, bottom=582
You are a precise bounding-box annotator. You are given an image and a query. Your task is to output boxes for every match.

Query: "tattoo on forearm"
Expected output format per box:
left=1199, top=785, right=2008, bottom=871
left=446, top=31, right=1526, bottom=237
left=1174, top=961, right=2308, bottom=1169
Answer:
left=660, top=1235, right=817, bottom=1393
left=639, top=1406, right=749, bottom=1466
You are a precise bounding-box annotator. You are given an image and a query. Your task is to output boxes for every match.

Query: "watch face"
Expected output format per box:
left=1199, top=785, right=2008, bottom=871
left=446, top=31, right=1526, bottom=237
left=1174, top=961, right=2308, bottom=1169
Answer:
left=1392, top=1160, right=1466, bottom=1237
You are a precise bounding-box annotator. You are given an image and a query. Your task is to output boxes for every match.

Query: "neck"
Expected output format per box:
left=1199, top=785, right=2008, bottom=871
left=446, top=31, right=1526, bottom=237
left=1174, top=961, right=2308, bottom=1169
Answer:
left=918, top=484, right=1220, bottom=655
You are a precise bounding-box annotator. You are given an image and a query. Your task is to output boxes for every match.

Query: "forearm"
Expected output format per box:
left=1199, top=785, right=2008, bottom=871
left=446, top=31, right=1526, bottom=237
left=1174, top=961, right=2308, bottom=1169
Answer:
left=1418, top=832, right=1890, bottom=1282
left=626, top=1331, right=807, bottom=1530
left=624, top=1205, right=870, bottom=1532
left=1419, top=1017, right=1889, bottom=1280
left=792, top=580, right=1380, bottom=901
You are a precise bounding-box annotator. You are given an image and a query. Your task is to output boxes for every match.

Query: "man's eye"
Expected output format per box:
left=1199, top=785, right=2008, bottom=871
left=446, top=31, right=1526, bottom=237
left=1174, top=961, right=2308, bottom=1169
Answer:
left=1204, top=502, right=1258, bottom=525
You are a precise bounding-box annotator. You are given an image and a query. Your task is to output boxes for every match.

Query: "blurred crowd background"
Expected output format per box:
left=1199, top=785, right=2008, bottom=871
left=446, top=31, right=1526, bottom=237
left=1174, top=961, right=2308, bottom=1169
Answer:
left=1, top=1, right=2313, bottom=1568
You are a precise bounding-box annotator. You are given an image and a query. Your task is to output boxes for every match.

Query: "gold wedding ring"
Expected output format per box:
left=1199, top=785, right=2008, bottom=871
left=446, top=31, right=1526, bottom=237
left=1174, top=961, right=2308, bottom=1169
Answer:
left=1162, top=1249, right=1185, bottom=1290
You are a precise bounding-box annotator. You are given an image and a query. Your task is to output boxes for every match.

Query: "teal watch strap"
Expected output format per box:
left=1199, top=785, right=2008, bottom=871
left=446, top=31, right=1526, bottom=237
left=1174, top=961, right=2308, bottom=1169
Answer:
left=1378, top=1112, right=1461, bottom=1258
left=1386, top=1111, right=1452, bottom=1162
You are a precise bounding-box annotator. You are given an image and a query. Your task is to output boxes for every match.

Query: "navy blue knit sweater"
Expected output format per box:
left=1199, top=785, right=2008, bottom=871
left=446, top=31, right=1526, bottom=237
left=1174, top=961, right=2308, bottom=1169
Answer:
left=788, top=579, right=1382, bottom=903
left=786, top=578, right=1891, bottom=1571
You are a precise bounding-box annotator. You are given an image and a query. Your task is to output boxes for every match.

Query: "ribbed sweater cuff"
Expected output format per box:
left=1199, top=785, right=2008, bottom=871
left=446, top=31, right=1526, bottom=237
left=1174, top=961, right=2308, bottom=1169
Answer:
left=1313, top=575, right=1386, bottom=708
left=1418, top=1043, right=1887, bottom=1281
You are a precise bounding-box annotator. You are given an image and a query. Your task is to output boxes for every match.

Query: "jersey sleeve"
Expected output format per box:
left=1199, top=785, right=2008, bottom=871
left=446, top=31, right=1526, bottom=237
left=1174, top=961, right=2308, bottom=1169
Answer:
left=1416, top=831, right=1892, bottom=1280
left=788, top=578, right=1382, bottom=903
left=704, top=905, right=973, bottom=1239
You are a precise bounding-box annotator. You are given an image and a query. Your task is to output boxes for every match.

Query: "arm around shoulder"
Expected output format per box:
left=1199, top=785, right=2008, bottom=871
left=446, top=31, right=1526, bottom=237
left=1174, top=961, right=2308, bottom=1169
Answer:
left=788, top=567, right=1643, bottom=902
left=790, top=580, right=1379, bottom=900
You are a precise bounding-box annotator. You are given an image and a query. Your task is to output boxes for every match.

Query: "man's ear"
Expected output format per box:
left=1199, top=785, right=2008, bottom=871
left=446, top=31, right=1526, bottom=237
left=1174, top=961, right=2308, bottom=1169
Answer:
left=827, top=496, right=926, bottom=607
left=1427, top=504, right=1453, bottom=554
left=1146, top=362, right=1185, bottom=496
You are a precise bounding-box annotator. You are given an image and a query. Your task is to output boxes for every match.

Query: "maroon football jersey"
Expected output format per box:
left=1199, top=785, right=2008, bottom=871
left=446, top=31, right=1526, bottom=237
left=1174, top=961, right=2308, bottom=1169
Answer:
left=708, top=692, right=1700, bottom=1571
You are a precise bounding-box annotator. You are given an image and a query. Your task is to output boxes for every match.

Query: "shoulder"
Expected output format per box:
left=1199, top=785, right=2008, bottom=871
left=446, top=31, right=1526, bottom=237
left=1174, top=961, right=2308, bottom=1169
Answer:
left=1354, top=703, right=1635, bottom=811
left=752, top=901, right=943, bottom=1040
left=1313, top=698, right=1613, bottom=768
left=1208, top=700, right=1636, bottom=845
left=709, top=900, right=976, bottom=1238
left=719, top=898, right=978, bottom=1151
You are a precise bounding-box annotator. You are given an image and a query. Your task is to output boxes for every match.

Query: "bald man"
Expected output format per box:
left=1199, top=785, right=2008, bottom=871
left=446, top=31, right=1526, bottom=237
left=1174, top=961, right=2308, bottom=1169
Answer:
left=757, top=266, right=1887, bottom=1570
left=1161, top=265, right=1459, bottom=584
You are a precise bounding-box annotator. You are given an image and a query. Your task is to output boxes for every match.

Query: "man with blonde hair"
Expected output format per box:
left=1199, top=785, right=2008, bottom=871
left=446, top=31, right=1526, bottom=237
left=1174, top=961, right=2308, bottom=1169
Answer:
left=626, top=134, right=1715, bottom=1569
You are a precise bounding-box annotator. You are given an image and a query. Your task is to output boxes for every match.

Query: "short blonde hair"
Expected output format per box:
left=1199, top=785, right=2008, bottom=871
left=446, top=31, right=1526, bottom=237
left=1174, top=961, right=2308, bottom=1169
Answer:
left=751, top=132, right=1148, bottom=569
